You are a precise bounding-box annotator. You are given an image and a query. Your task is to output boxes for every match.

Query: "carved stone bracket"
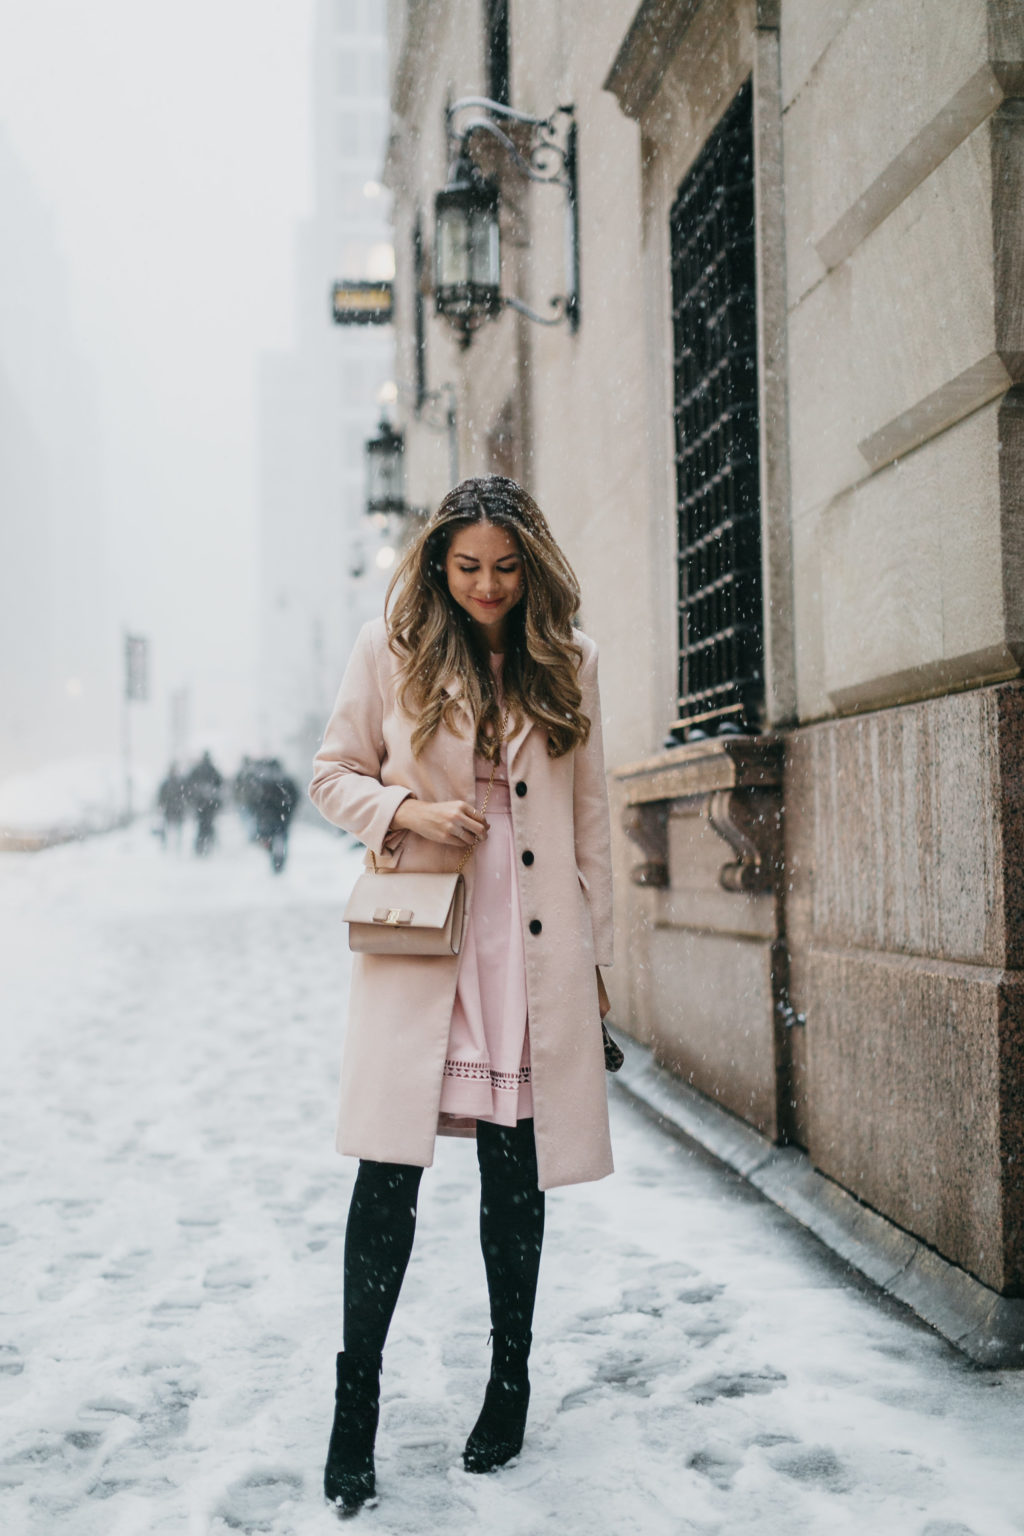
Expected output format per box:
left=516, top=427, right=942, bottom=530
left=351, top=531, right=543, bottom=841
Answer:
left=708, top=788, right=782, bottom=893
left=615, top=736, right=784, bottom=892
left=621, top=802, right=669, bottom=887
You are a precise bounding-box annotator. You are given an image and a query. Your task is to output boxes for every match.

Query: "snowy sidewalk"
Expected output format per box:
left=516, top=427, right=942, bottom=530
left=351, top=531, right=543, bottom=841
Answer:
left=1, top=821, right=1023, bottom=1536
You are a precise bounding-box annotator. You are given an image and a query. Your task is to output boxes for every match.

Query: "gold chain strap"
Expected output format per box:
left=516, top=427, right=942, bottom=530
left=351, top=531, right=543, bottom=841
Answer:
left=371, top=704, right=512, bottom=877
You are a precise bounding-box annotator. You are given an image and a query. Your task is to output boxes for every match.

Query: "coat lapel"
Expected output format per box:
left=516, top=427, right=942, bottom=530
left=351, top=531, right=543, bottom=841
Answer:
left=443, top=672, right=536, bottom=771
left=435, top=675, right=476, bottom=800
left=441, top=674, right=473, bottom=731
left=505, top=708, right=535, bottom=772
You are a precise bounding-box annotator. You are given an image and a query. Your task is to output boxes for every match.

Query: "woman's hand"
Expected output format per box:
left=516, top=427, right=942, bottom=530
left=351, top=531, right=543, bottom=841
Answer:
left=596, top=967, right=611, bottom=1020
left=391, top=796, right=488, bottom=849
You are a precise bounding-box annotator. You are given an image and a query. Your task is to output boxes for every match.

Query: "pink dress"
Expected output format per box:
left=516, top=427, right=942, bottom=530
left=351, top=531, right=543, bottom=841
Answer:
left=438, top=654, right=533, bottom=1127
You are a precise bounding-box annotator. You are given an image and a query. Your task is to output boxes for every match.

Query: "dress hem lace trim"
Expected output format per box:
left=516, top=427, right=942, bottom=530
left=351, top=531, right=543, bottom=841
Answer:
left=442, top=1058, right=531, bottom=1091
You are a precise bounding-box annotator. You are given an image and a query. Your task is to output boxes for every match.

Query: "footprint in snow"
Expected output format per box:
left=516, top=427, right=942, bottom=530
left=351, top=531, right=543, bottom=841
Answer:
left=150, top=1293, right=204, bottom=1325
left=64, top=1430, right=104, bottom=1452
left=920, top=1524, right=979, bottom=1536
left=87, top=1476, right=138, bottom=1502
left=176, top=1209, right=222, bottom=1231
left=77, top=1397, right=139, bottom=1423
left=620, top=1283, right=669, bottom=1316
left=2, top=1439, right=67, bottom=1471
left=214, top=1466, right=303, bottom=1530
left=680, top=1314, right=731, bottom=1348
left=202, top=1261, right=255, bottom=1293
left=249, top=1332, right=295, bottom=1360
left=0, top=1344, right=24, bottom=1376
left=138, top=1379, right=197, bottom=1440
left=767, top=1442, right=852, bottom=1493
left=560, top=1349, right=679, bottom=1406
left=648, top=1259, right=698, bottom=1278
left=676, top=1283, right=724, bottom=1305
left=688, top=1368, right=786, bottom=1405
left=686, top=1443, right=744, bottom=1490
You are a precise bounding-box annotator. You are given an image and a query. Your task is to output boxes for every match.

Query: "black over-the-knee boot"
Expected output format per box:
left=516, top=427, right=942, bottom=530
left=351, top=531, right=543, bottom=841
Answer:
left=464, top=1118, right=545, bottom=1473
left=324, top=1159, right=422, bottom=1512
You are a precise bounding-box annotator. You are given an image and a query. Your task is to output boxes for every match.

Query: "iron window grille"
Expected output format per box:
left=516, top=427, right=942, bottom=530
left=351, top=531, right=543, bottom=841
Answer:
left=668, top=78, right=763, bottom=742
left=484, top=0, right=511, bottom=105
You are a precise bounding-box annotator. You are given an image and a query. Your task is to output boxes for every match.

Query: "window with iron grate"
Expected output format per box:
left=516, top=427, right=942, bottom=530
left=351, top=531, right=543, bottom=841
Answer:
left=483, top=0, right=511, bottom=105
left=669, top=79, right=763, bottom=742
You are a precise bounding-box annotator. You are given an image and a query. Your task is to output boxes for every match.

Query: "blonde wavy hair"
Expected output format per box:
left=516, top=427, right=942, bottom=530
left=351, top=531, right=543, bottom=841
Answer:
left=385, top=476, right=590, bottom=761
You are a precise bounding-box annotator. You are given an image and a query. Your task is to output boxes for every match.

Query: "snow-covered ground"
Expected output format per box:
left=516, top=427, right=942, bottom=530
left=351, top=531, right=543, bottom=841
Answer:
left=0, top=756, right=152, bottom=844
left=1, top=819, right=1023, bottom=1536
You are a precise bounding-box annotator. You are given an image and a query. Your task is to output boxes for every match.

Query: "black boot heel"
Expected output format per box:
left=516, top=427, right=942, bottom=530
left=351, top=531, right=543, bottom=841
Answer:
left=324, top=1351, right=382, bottom=1515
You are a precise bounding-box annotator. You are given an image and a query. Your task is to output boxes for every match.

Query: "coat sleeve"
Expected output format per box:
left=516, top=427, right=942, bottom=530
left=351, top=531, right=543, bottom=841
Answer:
left=308, top=622, right=413, bottom=857
left=573, top=641, right=614, bottom=967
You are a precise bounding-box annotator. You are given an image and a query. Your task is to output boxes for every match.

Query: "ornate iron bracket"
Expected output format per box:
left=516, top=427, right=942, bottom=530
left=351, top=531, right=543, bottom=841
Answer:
left=445, top=97, right=580, bottom=332
left=446, top=98, right=575, bottom=189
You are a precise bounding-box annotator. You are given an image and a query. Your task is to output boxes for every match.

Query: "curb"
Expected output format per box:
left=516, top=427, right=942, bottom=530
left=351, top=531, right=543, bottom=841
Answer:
left=611, top=1040, right=1024, bottom=1368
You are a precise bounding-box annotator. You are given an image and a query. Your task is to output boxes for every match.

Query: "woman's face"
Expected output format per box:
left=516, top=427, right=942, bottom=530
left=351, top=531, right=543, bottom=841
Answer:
left=444, top=521, right=524, bottom=642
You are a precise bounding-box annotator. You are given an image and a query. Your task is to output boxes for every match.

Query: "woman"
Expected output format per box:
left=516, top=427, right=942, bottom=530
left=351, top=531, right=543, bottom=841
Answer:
left=309, top=475, right=614, bottom=1513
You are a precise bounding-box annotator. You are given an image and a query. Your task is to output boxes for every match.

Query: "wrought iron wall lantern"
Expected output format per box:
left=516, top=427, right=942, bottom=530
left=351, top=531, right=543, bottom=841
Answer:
left=434, top=97, right=579, bottom=346
left=364, top=418, right=406, bottom=517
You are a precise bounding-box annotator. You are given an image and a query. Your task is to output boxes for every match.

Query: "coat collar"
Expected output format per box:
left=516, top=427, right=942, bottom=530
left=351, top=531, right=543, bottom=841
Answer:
left=441, top=672, right=536, bottom=769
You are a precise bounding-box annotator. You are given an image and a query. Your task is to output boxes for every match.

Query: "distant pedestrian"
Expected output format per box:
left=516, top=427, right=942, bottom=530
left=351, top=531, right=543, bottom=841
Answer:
left=233, top=757, right=257, bottom=841
left=184, top=751, right=223, bottom=856
left=249, top=758, right=299, bottom=873
left=156, top=764, right=187, bottom=850
left=310, top=476, right=614, bottom=1513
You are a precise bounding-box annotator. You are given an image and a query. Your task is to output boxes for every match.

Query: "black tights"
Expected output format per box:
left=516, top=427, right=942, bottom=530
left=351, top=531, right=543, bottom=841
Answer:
left=342, top=1119, right=545, bottom=1361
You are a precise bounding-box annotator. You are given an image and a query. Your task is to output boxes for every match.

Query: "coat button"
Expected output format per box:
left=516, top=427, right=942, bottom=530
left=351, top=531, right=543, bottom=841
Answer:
left=515, top=780, right=527, bottom=797
left=529, top=919, right=542, bottom=935
left=522, top=849, right=534, bottom=866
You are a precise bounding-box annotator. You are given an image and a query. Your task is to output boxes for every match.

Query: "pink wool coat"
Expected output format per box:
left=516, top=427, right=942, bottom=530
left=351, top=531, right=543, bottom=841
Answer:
left=309, top=615, right=614, bottom=1190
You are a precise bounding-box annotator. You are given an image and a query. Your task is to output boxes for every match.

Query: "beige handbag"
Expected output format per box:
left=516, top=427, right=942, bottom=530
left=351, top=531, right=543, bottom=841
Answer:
left=343, top=708, right=510, bottom=956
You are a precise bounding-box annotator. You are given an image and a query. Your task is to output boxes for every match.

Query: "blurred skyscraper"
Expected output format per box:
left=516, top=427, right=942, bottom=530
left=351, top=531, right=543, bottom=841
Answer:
left=0, top=126, right=112, bottom=783
left=257, top=0, right=395, bottom=778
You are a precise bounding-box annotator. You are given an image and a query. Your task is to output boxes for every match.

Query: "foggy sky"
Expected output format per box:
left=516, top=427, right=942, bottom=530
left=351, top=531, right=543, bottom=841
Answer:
left=0, top=0, right=318, bottom=774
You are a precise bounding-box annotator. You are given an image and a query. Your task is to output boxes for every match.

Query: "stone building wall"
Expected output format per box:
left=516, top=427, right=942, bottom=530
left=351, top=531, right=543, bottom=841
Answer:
left=778, top=0, right=1024, bottom=1294
left=383, top=0, right=1024, bottom=1295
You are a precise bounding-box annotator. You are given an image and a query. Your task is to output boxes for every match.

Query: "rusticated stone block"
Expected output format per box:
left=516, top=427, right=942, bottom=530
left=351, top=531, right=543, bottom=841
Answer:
left=786, top=681, right=1024, bottom=970
left=803, top=946, right=1024, bottom=1295
left=784, top=681, right=1024, bottom=1292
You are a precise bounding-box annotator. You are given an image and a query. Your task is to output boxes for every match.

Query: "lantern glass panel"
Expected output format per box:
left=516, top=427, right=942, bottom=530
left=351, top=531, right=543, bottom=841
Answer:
left=469, top=206, right=500, bottom=288
left=434, top=170, right=501, bottom=321
left=437, top=201, right=470, bottom=289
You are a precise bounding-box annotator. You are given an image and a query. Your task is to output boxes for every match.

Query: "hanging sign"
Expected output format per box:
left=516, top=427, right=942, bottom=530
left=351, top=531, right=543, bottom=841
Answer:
left=332, top=279, right=393, bottom=325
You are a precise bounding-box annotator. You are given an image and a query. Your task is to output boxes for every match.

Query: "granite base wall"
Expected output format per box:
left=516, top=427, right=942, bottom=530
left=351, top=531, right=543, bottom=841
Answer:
left=644, top=925, right=781, bottom=1139
left=785, top=682, right=1024, bottom=1295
